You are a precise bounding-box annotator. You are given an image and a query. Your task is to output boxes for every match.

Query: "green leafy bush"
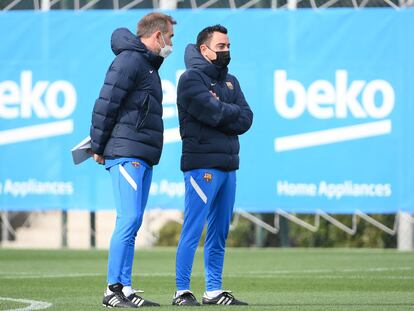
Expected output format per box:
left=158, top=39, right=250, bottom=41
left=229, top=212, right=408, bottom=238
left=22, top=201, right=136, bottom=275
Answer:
left=156, top=218, right=254, bottom=247
left=155, top=214, right=397, bottom=248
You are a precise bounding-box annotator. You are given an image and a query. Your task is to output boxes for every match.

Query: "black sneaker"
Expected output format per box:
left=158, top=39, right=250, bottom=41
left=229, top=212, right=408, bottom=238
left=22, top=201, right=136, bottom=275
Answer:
left=102, top=283, right=137, bottom=308
left=172, top=291, right=201, bottom=306
left=127, top=290, right=160, bottom=307
left=202, top=291, right=248, bottom=305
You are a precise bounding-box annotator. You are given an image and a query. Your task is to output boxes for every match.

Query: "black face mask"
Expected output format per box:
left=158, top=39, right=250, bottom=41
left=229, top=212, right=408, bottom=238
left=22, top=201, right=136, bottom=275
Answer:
left=211, top=50, right=231, bottom=68
left=206, top=45, right=231, bottom=68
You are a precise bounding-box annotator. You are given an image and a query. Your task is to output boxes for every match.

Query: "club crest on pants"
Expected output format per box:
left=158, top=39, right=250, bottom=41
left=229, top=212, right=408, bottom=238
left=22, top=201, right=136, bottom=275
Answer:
left=203, top=172, right=213, bottom=182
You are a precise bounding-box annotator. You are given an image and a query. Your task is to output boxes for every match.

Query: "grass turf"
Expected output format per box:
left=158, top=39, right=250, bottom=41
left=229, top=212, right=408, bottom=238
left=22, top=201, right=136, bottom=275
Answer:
left=0, top=248, right=413, bottom=310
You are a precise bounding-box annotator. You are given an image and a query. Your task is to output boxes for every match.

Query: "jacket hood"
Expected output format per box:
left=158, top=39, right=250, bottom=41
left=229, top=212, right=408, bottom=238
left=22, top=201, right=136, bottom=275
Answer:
left=184, top=44, right=228, bottom=81
left=111, top=28, right=146, bottom=55
left=111, top=28, right=164, bottom=69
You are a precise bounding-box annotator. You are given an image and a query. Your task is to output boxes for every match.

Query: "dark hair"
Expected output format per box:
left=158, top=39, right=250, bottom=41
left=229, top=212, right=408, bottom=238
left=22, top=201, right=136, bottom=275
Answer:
left=137, top=12, right=176, bottom=38
left=196, top=24, right=228, bottom=50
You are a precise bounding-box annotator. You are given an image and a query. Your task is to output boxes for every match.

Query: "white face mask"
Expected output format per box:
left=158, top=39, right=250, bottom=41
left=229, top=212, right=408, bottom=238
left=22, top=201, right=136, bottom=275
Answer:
left=158, top=33, right=172, bottom=58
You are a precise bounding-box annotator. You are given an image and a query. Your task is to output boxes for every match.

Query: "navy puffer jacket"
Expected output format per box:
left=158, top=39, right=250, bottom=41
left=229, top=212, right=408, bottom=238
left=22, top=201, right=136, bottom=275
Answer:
left=177, top=44, right=253, bottom=172
left=90, top=28, right=164, bottom=166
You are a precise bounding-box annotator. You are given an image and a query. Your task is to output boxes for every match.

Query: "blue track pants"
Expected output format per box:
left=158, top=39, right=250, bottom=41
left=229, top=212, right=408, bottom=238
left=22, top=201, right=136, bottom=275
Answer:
left=175, top=169, right=236, bottom=291
left=107, top=159, right=152, bottom=286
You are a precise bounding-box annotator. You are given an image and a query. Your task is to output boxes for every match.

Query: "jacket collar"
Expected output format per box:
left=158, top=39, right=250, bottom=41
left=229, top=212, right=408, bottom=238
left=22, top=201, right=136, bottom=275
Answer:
left=184, top=44, right=228, bottom=81
left=111, top=28, right=164, bottom=70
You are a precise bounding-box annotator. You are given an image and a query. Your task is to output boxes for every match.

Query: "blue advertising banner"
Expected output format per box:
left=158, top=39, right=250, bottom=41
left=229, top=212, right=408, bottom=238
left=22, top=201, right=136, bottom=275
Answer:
left=0, top=9, right=413, bottom=213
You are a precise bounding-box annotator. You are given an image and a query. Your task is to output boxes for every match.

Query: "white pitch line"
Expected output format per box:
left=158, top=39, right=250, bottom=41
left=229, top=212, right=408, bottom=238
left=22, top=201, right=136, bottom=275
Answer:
left=260, top=275, right=414, bottom=280
left=0, top=267, right=411, bottom=279
left=0, top=297, right=51, bottom=311
left=2, top=273, right=413, bottom=280
left=241, top=267, right=413, bottom=275
left=0, top=272, right=103, bottom=279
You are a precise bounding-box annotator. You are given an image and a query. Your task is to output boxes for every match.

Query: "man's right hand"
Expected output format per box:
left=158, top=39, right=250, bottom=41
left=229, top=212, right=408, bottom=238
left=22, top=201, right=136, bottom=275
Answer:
left=93, top=154, right=105, bottom=165
left=210, top=91, right=219, bottom=100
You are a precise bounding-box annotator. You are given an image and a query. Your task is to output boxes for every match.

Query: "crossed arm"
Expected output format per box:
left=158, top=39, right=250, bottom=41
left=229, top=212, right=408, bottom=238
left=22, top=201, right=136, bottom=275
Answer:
left=178, top=72, right=253, bottom=135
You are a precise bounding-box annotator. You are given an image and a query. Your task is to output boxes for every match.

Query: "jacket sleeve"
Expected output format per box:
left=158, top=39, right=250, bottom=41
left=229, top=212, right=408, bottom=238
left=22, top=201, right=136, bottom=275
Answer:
left=90, top=53, right=138, bottom=155
left=177, top=71, right=241, bottom=128
left=218, top=78, right=253, bottom=135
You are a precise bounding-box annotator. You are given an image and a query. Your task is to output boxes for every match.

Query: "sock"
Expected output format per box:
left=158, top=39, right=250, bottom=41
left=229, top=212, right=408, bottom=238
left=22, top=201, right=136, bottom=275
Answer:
left=205, top=290, right=223, bottom=298
left=107, top=283, right=122, bottom=295
left=106, top=287, right=113, bottom=296
left=175, top=289, right=191, bottom=298
left=122, top=286, right=134, bottom=297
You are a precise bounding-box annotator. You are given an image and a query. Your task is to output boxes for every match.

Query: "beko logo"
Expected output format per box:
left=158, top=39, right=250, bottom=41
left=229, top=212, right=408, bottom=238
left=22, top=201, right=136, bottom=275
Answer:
left=274, top=70, right=394, bottom=152
left=0, top=71, right=76, bottom=145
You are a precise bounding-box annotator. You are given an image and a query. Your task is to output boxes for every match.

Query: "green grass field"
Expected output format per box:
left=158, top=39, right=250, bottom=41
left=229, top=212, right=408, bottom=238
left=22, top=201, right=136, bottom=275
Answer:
left=0, top=248, right=413, bottom=310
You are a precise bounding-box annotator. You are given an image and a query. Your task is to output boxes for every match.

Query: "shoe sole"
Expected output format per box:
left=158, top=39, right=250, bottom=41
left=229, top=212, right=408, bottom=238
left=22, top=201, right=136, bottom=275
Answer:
left=202, top=302, right=248, bottom=306
left=103, top=304, right=137, bottom=308
left=172, top=302, right=201, bottom=306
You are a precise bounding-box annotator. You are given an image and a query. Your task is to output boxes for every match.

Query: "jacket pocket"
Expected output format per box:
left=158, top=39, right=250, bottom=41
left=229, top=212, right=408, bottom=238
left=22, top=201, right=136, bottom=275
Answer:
left=136, top=93, right=150, bottom=130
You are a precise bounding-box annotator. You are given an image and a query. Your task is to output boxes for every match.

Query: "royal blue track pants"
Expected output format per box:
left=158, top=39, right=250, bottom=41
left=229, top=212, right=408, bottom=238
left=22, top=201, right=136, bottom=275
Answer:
left=176, top=169, right=236, bottom=291
left=107, top=160, right=152, bottom=286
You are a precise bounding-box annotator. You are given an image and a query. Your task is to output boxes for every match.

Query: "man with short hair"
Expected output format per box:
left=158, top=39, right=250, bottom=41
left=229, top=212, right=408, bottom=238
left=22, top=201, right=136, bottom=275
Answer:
left=90, top=12, right=176, bottom=308
left=173, top=25, right=253, bottom=306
